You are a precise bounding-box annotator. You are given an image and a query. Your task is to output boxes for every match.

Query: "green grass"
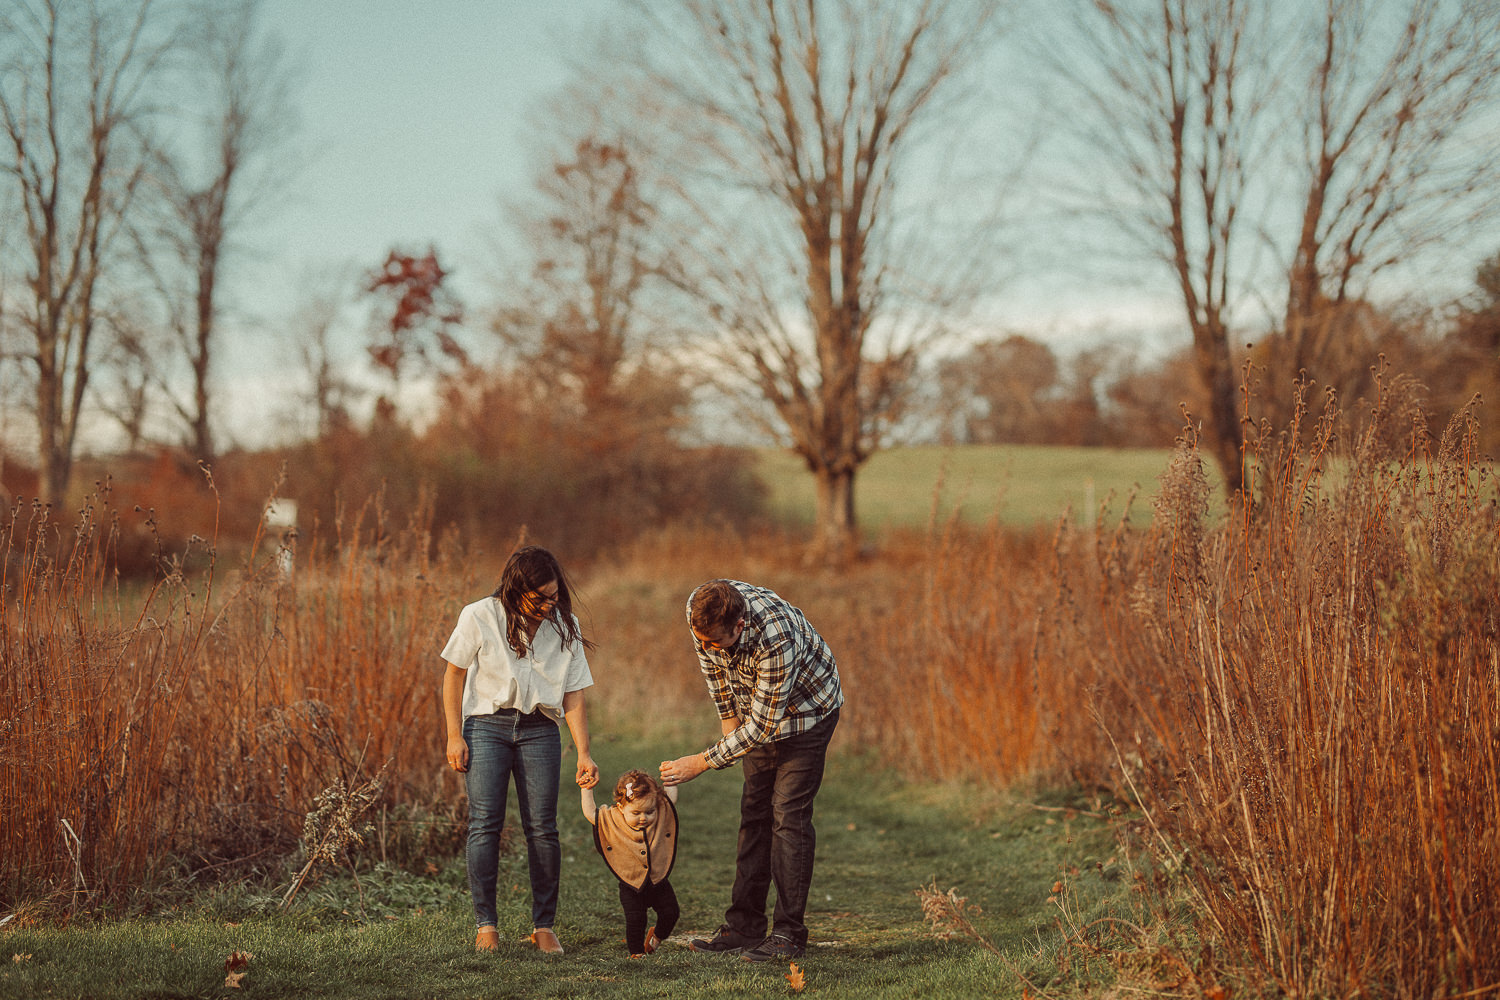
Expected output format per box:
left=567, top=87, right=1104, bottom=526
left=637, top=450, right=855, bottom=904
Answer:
left=754, top=444, right=1216, bottom=530
left=0, top=732, right=1130, bottom=999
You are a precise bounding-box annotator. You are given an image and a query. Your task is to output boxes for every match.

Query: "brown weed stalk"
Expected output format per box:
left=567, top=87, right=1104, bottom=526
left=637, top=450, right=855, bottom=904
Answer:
left=1, top=484, right=481, bottom=910
left=850, top=514, right=1057, bottom=782
left=1081, top=378, right=1500, bottom=997
left=166, top=491, right=478, bottom=868
left=0, top=486, right=217, bottom=908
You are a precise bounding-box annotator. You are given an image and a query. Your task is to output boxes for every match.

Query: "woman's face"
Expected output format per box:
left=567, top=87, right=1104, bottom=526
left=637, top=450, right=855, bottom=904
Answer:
left=621, top=794, right=659, bottom=831
left=520, top=579, right=560, bottom=619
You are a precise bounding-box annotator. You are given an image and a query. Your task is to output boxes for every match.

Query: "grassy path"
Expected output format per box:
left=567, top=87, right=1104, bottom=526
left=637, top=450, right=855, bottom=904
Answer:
left=1, top=734, right=1123, bottom=999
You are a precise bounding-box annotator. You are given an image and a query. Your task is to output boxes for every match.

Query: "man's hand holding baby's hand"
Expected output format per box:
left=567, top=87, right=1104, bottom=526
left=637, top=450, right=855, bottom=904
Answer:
left=660, top=753, right=709, bottom=786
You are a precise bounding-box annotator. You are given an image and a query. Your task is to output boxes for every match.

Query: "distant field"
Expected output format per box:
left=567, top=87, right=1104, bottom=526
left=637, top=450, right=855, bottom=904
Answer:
left=753, top=444, right=1219, bottom=530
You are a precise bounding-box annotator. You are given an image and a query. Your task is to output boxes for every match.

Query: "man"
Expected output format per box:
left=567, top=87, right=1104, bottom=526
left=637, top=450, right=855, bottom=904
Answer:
left=659, top=579, right=843, bottom=962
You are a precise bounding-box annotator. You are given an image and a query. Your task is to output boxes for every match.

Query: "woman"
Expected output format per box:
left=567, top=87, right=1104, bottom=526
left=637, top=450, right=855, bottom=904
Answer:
left=441, top=545, right=599, bottom=954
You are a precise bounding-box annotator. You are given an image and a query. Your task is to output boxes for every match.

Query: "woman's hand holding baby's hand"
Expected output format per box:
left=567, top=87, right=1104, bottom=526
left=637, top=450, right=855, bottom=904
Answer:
left=575, top=754, right=600, bottom=788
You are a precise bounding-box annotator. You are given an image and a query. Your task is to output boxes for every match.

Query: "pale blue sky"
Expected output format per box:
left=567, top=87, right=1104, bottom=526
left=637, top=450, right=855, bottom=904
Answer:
left=232, top=4, right=1164, bottom=361
left=218, top=2, right=619, bottom=435
left=252, top=1, right=613, bottom=298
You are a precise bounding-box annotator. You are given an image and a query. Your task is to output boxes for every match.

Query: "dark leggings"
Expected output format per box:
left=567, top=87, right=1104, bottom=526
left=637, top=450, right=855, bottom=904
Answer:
left=618, top=876, right=679, bottom=954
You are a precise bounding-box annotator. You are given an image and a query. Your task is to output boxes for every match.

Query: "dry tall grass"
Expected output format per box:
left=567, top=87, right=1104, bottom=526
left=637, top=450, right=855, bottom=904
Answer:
left=3, top=384, right=1497, bottom=995
left=0, top=487, right=480, bottom=909
left=1070, top=383, right=1500, bottom=997
left=1, top=494, right=214, bottom=906
left=582, top=520, right=1072, bottom=784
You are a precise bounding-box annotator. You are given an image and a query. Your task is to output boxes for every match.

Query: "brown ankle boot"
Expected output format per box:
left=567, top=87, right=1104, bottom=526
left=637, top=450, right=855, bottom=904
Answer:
left=530, top=928, right=564, bottom=955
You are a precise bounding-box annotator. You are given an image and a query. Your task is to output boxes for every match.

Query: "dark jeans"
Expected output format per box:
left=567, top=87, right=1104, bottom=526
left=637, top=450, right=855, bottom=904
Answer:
left=618, top=877, right=680, bottom=954
left=463, top=709, right=561, bottom=930
left=723, top=708, right=839, bottom=948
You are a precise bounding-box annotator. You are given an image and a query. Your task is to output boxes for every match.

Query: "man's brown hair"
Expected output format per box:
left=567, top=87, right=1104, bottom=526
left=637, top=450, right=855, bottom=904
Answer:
left=689, top=580, right=746, bottom=632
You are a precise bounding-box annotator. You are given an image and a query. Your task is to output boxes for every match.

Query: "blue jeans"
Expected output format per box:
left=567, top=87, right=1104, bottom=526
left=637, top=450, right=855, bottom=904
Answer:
left=463, top=709, right=561, bottom=930
left=724, top=708, right=839, bottom=947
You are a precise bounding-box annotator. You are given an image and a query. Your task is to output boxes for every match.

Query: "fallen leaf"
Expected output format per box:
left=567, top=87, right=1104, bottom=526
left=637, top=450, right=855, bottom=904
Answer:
left=12, top=954, right=32, bottom=963
left=223, top=950, right=253, bottom=989
left=786, top=961, right=806, bottom=991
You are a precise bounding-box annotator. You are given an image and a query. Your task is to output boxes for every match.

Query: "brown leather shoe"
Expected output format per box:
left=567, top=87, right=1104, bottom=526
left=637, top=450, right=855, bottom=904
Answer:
left=475, top=926, right=500, bottom=952
left=530, top=928, right=564, bottom=955
left=643, top=925, right=660, bottom=954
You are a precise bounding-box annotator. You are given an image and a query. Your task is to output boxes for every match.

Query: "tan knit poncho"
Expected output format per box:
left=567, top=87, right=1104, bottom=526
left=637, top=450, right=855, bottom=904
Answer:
left=592, top=798, right=678, bottom=889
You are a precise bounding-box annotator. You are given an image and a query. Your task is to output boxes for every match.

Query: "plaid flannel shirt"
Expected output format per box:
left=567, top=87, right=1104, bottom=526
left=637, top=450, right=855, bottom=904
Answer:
left=690, top=581, right=843, bottom=769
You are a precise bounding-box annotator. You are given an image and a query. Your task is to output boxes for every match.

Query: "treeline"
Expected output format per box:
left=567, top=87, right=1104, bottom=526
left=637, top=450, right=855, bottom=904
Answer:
left=930, top=268, right=1500, bottom=452
left=8, top=247, right=1498, bottom=575
left=23, top=375, right=768, bottom=578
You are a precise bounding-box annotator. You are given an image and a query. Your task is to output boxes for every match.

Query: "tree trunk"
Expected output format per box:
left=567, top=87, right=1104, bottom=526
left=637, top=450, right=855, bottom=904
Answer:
left=191, top=249, right=216, bottom=464
left=1193, top=330, right=1246, bottom=500
left=36, top=359, right=69, bottom=507
left=809, top=463, right=858, bottom=566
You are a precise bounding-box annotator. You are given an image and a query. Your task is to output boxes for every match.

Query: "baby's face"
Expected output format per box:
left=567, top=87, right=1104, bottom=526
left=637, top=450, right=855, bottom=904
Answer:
left=621, top=795, right=659, bottom=831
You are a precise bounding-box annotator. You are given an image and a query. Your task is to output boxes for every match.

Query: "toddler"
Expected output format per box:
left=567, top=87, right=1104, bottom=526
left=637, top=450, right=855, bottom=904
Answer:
left=581, top=769, right=681, bottom=957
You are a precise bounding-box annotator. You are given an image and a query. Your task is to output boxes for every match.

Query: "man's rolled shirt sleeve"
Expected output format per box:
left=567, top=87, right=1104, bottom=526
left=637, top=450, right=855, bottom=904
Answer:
left=698, top=651, right=738, bottom=722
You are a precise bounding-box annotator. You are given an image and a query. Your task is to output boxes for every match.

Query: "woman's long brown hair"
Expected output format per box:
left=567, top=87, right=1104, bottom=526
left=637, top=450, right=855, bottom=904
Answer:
left=491, top=545, right=593, bottom=657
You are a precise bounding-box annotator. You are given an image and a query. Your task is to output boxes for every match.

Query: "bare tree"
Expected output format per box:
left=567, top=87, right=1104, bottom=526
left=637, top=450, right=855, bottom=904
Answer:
left=145, top=0, right=297, bottom=464
left=493, top=134, right=692, bottom=449
left=273, top=266, right=364, bottom=441
left=1059, top=0, right=1500, bottom=501
left=0, top=0, right=172, bottom=505
left=292, top=278, right=361, bottom=440
left=1058, top=0, right=1277, bottom=497
left=1273, top=0, right=1500, bottom=418
left=90, top=295, right=166, bottom=454
left=633, top=0, right=1005, bottom=561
